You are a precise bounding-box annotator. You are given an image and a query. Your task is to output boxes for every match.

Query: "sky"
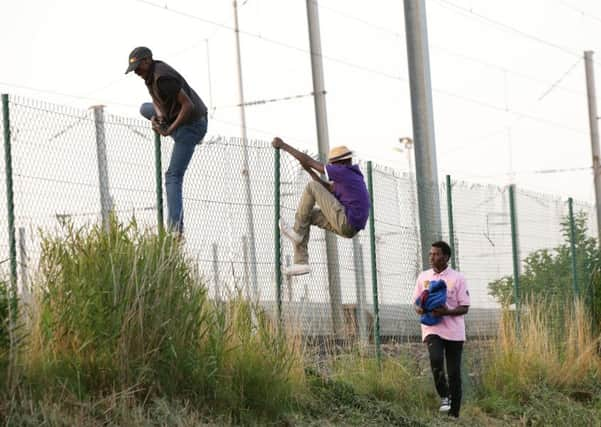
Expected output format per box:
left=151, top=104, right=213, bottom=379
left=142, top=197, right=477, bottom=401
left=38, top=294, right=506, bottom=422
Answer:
left=1, top=0, right=600, bottom=203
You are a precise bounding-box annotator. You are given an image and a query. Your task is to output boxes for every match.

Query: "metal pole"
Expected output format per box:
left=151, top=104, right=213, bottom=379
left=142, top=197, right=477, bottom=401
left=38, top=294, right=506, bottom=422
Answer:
left=367, top=162, right=382, bottom=365
left=403, top=0, right=442, bottom=269
left=445, top=175, right=457, bottom=270
left=306, top=0, right=344, bottom=339
left=352, top=237, right=368, bottom=344
left=402, top=138, right=421, bottom=273
left=242, top=235, right=251, bottom=299
left=568, top=197, right=579, bottom=298
left=18, top=227, right=29, bottom=302
left=284, top=255, right=293, bottom=303
left=154, top=132, right=164, bottom=234
left=233, top=0, right=259, bottom=300
left=212, top=243, right=221, bottom=302
left=509, top=184, right=521, bottom=328
left=584, top=51, right=601, bottom=246
left=274, top=147, right=282, bottom=322
left=92, top=105, right=113, bottom=231
left=2, top=94, right=18, bottom=321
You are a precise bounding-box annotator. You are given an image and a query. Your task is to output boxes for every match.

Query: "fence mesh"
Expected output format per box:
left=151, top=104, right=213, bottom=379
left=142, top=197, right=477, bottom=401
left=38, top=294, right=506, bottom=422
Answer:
left=0, top=94, right=598, bottom=341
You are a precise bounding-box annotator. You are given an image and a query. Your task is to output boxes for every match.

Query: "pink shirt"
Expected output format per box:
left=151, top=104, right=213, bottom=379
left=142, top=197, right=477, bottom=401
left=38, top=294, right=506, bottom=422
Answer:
left=412, top=266, right=470, bottom=342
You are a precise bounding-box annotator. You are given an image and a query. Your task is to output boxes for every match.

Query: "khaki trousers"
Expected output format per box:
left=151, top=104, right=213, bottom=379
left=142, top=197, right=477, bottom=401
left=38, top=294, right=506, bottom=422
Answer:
left=293, top=181, right=357, bottom=264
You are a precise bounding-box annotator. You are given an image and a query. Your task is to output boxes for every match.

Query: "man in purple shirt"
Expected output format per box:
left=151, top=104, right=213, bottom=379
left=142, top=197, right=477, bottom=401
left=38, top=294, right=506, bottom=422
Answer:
left=413, top=241, right=470, bottom=418
left=272, top=137, right=370, bottom=276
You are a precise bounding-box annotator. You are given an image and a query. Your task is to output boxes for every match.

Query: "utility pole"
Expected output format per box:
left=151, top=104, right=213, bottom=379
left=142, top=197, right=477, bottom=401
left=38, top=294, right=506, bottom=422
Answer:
left=403, top=0, right=442, bottom=269
left=305, top=0, right=344, bottom=339
left=233, top=0, right=259, bottom=300
left=399, top=137, right=421, bottom=271
left=584, top=51, right=601, bottom=245
left=92, top=105, right=113, bottom=231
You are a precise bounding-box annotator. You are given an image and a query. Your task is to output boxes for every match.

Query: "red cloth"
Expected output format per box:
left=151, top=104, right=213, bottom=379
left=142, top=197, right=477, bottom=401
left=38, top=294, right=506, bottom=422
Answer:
left=419, top=289, right=430, bottom=307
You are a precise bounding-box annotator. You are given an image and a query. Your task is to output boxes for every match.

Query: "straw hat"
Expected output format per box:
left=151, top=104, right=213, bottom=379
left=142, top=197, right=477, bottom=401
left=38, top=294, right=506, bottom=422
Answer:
left=328, top=145, right=353, bottom=163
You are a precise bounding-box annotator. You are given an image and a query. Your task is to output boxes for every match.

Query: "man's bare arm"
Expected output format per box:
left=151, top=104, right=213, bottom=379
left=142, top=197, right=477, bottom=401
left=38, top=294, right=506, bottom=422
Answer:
left=302, top=164, right=333, bottom=192
left=165, top=89, right=194, bottom=135
left=432, top=305, right=469, bottom=317
left=272, top=137, right=325, bottom=174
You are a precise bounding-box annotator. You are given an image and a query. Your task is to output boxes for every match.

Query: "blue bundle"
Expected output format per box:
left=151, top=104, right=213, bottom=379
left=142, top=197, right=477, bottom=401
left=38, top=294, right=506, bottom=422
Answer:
left=415, top=279, right=447, bottom=326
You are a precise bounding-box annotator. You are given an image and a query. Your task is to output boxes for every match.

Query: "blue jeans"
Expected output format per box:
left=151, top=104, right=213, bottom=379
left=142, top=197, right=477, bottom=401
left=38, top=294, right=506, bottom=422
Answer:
left=140, top=103, right=208, bottom=233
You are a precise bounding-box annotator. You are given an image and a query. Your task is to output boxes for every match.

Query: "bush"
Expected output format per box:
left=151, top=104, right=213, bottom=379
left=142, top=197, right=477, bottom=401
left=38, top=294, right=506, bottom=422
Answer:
left=19, top=218, right=304, bottom=422
left=28, top=219, right=207, bottom=398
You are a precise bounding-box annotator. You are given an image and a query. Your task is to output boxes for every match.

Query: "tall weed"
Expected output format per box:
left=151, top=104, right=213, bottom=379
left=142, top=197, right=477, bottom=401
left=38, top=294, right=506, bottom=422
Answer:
left=483, top=297, right=601, bottom=398
left=18, top=218, right=304, bottom=422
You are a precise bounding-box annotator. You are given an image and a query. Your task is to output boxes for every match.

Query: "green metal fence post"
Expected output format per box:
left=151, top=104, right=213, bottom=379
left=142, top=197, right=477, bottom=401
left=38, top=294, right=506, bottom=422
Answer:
left=367, top=161, right=381, bottom=365
left=446, top=175, right=457, bottom=270
left=2, top=94, right=18, bottom=324
left=274, top=147, right=282, bottom=323
left=508, top=184, right=521, bottom=331
left=154, top=132, right=164, bottom=234
left=568, top=197, right=579, bottom=299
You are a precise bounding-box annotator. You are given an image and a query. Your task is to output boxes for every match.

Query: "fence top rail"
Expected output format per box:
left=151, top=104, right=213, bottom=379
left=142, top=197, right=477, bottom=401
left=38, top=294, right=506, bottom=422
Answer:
left=1, top=92, right=596, bottom=209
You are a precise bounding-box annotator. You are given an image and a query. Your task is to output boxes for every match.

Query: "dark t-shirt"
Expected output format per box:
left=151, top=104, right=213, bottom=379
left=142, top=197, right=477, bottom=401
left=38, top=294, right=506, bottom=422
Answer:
left=156, top=76, right=181, bottom=103
left=325, top=163, right=370, bottom=230
left=145, top=61, right=207, bottom=125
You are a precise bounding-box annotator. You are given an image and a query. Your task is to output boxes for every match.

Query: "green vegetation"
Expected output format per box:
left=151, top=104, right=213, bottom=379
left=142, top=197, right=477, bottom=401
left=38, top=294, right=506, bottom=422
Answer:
left=2, top=219, right=305, bottom=425
left=0, top=278, right=8, bottom=351
left=0, top=218, right=600, bottom=426
left=0, top=278, right=8, bottom=385
left=488, top=211, right=600, bottom=307
left=473, top=299, right=601, bottom=426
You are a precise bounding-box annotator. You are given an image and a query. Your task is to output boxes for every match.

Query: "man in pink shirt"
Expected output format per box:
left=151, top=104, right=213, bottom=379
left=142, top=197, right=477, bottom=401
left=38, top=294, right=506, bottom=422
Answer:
left=413, top=241, right=470, bottom=418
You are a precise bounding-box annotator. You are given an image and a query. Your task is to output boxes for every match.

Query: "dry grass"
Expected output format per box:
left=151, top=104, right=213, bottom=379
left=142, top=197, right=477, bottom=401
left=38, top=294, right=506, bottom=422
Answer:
left=484, top=297, right=601, bottom=394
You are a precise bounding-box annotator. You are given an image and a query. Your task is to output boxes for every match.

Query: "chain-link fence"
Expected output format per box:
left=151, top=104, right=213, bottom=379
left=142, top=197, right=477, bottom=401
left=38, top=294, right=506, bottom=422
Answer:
left=1, top=94, right=598, bottom=346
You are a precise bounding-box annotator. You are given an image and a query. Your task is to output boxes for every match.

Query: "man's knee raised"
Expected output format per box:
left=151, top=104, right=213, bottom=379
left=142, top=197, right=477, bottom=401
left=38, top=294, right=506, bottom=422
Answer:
left=306, top=181, right=321, bottom=192
left=139, top=103, right=154, bottom=120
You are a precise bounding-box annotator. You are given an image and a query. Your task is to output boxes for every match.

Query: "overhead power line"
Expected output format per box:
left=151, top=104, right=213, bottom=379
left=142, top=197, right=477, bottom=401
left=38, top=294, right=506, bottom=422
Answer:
left=432, top=86, right=586, bottom=135
left=134, top=0, right=586, bottom=136
left=554, top=0, right=601, bottom=24
left=432, top=0, right=582, bottom=58
left=532, top=166, right=592, bottom=174
left=316, top=0, right=584, bottom=96
left=214, top=91, right=319, bottom=110
left=1, top=1, right=588, bottom=140
left=431, top=45, right=584, bottom=97
left=462, top=166, right=593, bottom=179
left=538, top=58, right=582, bottom=101
left=0, top=81, right=122, bottom=105
left=315, top=0, right=404, bottom=39
left=134, top=0, right=408, bottom=83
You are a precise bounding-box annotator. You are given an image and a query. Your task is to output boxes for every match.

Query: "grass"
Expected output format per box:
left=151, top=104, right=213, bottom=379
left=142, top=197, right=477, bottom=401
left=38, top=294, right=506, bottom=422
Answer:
left=1, top=218, right=601, bottom=425
left=473, top=298, right=601, bottom=425
left=2, top=218, right=305, bottom=425
left=481, top=299, right=600, bottom=394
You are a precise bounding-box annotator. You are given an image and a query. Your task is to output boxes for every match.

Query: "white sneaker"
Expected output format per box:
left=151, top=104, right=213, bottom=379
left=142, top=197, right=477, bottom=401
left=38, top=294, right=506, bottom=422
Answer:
left=284, top=263, right=311, bottom=276
left=439, top=397, right=451, bottom=413
left=279, top=219, right=303, bottom=244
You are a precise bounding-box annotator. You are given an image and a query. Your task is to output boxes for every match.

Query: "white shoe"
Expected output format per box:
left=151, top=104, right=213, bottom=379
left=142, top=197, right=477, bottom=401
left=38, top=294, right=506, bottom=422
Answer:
left=284, top=263, right=311, bottom=276
left=279, top=219, right=303, bottom=244
left=439, top=397, right=451, bottom=413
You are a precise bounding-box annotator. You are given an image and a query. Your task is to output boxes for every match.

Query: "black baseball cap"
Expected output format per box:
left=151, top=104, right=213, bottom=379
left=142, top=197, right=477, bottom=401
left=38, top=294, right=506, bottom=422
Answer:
left=125, top=46, right=152, bottom=74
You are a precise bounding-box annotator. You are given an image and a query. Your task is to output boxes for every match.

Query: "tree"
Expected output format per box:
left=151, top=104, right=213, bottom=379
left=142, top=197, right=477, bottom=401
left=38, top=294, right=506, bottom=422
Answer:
left=488, top=211, right=600, bottom=308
